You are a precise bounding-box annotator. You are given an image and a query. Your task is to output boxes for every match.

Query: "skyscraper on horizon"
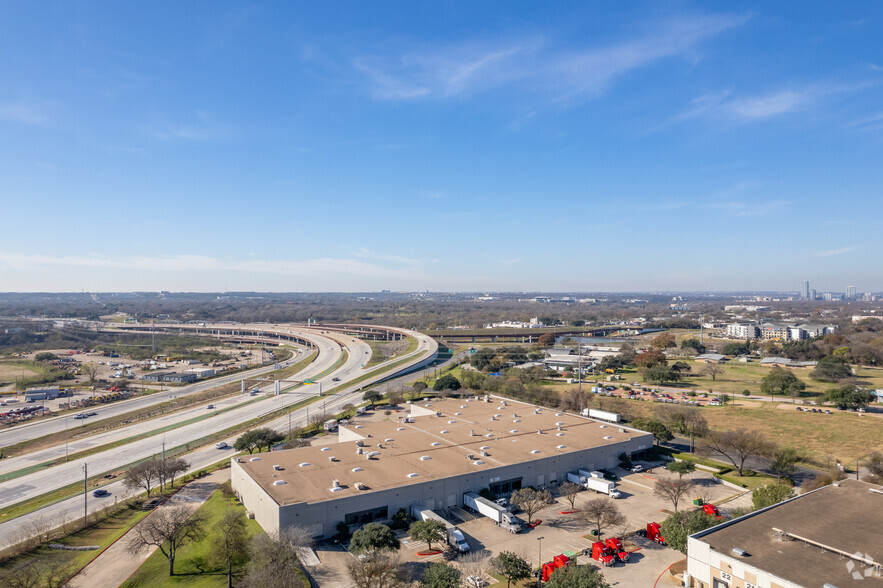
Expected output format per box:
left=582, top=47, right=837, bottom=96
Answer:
left=847, top=285, right=856, bottom=300
left=802, top=281, right=810, bottom=301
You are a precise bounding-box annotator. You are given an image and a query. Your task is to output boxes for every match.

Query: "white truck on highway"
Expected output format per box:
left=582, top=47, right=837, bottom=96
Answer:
left=463, top=492, right=523, bottom=533
left=569, top=470, right=622, bottom=498
left=409, top=504, right=470, bottom=552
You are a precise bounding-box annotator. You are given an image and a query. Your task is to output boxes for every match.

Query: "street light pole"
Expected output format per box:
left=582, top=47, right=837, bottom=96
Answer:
left=536, top=536, right=544, bottom=587
left=83, top=463, right=88, bottom=522
left=65, top=416, right=69, bottom=461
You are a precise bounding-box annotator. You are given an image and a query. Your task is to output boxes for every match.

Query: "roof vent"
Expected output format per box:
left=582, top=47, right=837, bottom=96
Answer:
left=273, top=480, right=287, bottom=486
left=485, top=433, right=495, bottom=437
left=385, top=438, right=394, bottom=443
left=473, top=460, right=485, bottom=465
left=397, top=427, right=405, bottom=431
left=328, top=456, right=336, bottom=462
left=431, top=441, right=441, bottom=446
left=555, top=421, right=565, bottom=426
left=556, top=432, right=565, bottom=437
left=555, top=412, right=563, bottom=416
left=299, top=462, right=311, bottom=467
left=352, top=467, right=363, bottom=472
left=321, top=447, right=331, bottom=452
left=407, top=472, right=419, bottom=478
left=480, top=445, right=490, bottom=450
left=250, top=457, right=261, bottom=462
left=513, top=419, right=521, bottom=423
left=510, top=429, right=519, bottom=433
left=557, top=445, right=566, bottom=449
left=461, top=405, right=468, bottom=409
left=455, top=412, right=462, bottom=416
left=603, top=435, right=612, bottom=440
left=329, top=486, right=343, bottom=492
left=420, top=455, right=431, bottom=461
left=440, top=430, right=450, bottom=434
left=600, top=425, right=608, bottom=428
left=732, top=548, right=750, bottom=557
left=448, top=420, right=456, bottom=424
left=530, top=449, right=541, bottom=454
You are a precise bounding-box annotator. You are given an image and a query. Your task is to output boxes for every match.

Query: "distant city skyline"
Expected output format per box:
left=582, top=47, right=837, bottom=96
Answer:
left=1, top=3, right=882, bottom=292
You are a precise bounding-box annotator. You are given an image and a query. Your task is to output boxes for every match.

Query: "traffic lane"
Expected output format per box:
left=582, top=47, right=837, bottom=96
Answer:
left=0, top=392, right=262, bottom=471
left=0, top=354, right=303, bottom=448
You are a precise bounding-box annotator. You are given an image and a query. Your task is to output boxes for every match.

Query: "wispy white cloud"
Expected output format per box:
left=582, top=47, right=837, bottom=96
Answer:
left=354, top=12, right=749, bottom=104
left=0, top=103, right=49, bottom=125
left=672, top=88, right=812, bottom=123
left=146, top=111, right=222, bottom=140
left=0, top=253, right=419, bottom=279
left=496, top=258, right=522, bottom=265
left=353, top=248, right=422, bottom=266
left=846, top=111, right=883, bottom=132
left=813, top=247, right=856, bottom=258
left=706, top=199, right=790, bottom=216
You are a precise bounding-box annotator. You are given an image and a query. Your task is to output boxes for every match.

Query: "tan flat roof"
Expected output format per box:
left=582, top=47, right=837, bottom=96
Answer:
left=694, top=479, right=883, bottom=587
left=237, top=396, right=647, bottom=506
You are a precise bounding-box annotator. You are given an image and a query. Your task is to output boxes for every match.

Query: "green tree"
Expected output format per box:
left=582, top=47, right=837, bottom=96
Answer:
left=489, top=551, right=531, bottom=588
left=209, top=510, right=249, bottom=588
left=752, top=483, right=796, bottom=510
left=631, top=419, right=674, bottom=445
left=666, top=460, right=696, bottom=479
left=660, top=510, right=721, bottom=554
left=811, top=355, right=853, bottom=382
left=545, top=564, right=611, bottom=588
left=253, top=428, right=285, bottom=452
left=409, top=519, right=447, bottom=552
left=700, top=429, right=772, bottom=476
left=769, top=447, right=799, bottom=481
left=821, top=384, right=875, bottom=410
left=865, top=452, right=883, bottom=479
left=363, top=390, right=383, bottom=407
left=537, top=332, right=557, bottom=347
left=760, top=367, right=806, bottom=397
left=350, top=522, right=400, bottom=558
left=722, top=341, right=750, bottom=356
left=35, top=352, right=58, bottom=361
left=420, top=562, right=461, bottom=588
left=433, top=374, right=461, bottom=391
left=234, top=430, right=262, bottom=454
left=643, top=364, right=680, bottom=386
left=680, top=338, right=706, bottom=354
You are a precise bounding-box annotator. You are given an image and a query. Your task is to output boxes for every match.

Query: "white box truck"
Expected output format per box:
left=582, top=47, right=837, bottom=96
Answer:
left=566, top=472, right=588, bottom=486
left=323, top=419, right=338, bottom=431
left=409, top=504, right=470, bottom=552
left=463, top=493, right=522, bottom=533
left=585, top=477, right=621, bottom=498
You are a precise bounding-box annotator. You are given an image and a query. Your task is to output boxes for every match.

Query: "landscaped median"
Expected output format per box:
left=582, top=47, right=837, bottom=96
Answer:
left=668, top=452, right=776, bottom=490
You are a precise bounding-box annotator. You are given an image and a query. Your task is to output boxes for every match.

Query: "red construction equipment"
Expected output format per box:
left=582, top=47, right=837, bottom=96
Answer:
left=605, top=537, right=629, bottom=562
left=540, top=554, right=572, bottom=582
left=590, top=541, right=616, bottom=566
left=645, top=522, right=666, bottom=545
left=703, top=504, right=722, bottom=518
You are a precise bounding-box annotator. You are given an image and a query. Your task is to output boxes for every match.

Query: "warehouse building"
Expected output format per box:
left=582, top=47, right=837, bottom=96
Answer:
left=686, top=478, right=882, bottom=588
left=232, top=395, right=652, bottom=539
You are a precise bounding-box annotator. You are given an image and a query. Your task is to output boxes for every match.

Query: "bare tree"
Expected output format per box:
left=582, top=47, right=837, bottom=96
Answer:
left=127, top=506, right=203, bottom=576
left=510, top=487, right=551, bottom=524
left=161, top=457, right=190, bottom=490
left=700, top=429, right=773, bottom=476
left=125, top=459, right=162, bottom=497
left=701, top=363, right=724, bottom=382
left=654, top=478, right=694, bottom=512
left=81, top=362, right=99, bottom=386
left=346, top=552, right=408, bottom=588
left=559, top=482, right=582, bottom=510
left=209, top=510, right=250, bottom=588
left=578, top=497, right=626, bottom=538
left=242, top=526, right=314, bottom=588
left=457, top=550, right=491, bottom=584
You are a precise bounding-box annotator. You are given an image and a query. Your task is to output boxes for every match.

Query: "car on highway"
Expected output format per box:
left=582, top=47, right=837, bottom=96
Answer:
left=206, top=404, right=215, bottom=410
left=73, top=413, right=87, bottom=420
left=88, top=411, right=98, bottom=416
left=332, top=377, right=341, bottom=382
left=215, top=441, right=228, bottom=449
left=92, top=489, right=109, bottom=498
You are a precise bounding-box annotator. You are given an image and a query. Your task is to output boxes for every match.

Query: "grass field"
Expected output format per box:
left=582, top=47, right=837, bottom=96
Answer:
left=121, top=485, right=308, bottom=588
left=0, top=504, right=149, bottom=585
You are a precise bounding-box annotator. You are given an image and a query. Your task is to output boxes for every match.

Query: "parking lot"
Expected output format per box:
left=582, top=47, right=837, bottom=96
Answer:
left=311, top=461, right=751, bottom=586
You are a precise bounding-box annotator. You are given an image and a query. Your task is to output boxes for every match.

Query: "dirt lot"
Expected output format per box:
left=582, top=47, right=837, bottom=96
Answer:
left=311, top=462, right=750, bottom=587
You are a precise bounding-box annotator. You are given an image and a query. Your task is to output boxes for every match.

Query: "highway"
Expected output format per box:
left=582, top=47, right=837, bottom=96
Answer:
left=0, top=323, right=437, bottom=549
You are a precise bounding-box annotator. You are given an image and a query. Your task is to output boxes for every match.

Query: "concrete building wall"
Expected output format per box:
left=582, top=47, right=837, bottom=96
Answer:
left=686, top=536, right=796, bottom=588
left=235, top=435, right=651, bottom=540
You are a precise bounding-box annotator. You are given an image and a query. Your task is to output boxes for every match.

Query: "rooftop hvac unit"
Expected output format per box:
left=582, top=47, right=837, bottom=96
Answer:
left=328, top=456, right=336, bottom=462
left=480, top=451, right=488, bottom=457
left=332, top=479, right=340, bottom=488
left=501, top=400, right=507, bottom=406
left=467, top=453, right=475, bottom=460
left=272, top=464, right=282, bottom=470
left=732, top=548, right=749, bottom=557
left=513, top=412, right=518, bottom=417
left=355, top=481, right=367, bottom=490
left=436, top=411, right=442, bottom=417
left=356, top=447, right=363, bottom=454
left=356, top=440, right=364, bottom=447
left=534, top=408, right=540, bottom=414
left=470, top=429, right=475, bottom=436
left=537, top=429, right=543, bottom=435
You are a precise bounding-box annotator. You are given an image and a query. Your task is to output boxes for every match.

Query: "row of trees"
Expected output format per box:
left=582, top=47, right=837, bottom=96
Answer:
left=232, top=428, right=285, bottom=454
left=123, top=457, right=190, bottom=497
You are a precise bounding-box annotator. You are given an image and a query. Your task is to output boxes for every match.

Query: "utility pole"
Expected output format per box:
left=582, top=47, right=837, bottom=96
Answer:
left=577, top=341, right=582, bottom=392
left=65, top=417, right=69, bottom=461
left=536, top=536, right=544, bottom=587
left=700, top=314, right=704, bottom=346
left=83, top=463, right=88, bottom=521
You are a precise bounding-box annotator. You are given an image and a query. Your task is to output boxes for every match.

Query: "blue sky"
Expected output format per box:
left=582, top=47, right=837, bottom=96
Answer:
left=2, top=2, right=882, bottom=293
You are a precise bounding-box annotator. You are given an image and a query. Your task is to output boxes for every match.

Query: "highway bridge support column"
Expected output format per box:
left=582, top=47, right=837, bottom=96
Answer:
left=274, top=380, right=281, bottom=395
left=241, top=380, right=245, bottom=394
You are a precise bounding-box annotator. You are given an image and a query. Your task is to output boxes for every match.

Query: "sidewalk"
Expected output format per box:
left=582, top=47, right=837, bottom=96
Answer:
left=68, top=468, right=230, bottom=588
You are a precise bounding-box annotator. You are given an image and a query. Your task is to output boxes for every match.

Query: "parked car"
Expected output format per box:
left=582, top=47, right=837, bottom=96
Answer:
left=631, top=465, right=644, bottom=473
